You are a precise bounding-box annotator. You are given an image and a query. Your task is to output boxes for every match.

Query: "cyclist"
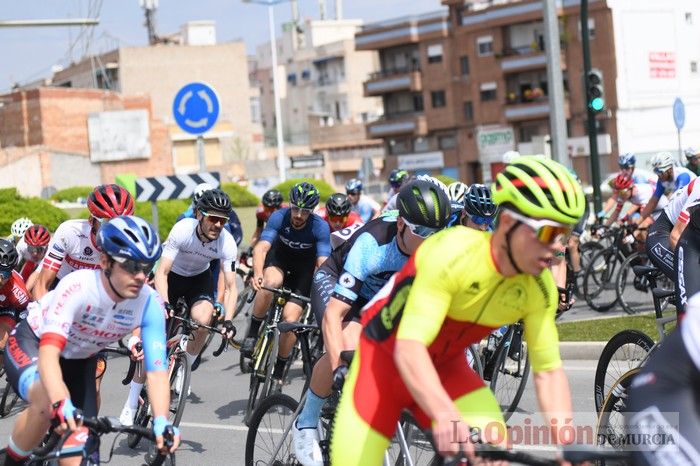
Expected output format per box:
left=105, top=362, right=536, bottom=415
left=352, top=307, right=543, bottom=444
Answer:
left=638, top=151, right=695, bottom=224
left=241, top=182, right=330, bottom=391
left=501, top=149, right=521, bottom=164
left=16, top=224, right=51, bottom=284
left=178, top=183, right=243, bottom=246
left=34, top=184, right=135, bottom=300
left=0, top=240, right=30, bottom=354
left=685, top=146, right=700, bottom=176
left=446, top=181, right=468, bottom=227
left=7, top=218, right=33, bottom=245
left=459, top=184, right=497, bottom=231
left=330, top=157, right=585, bottom=465
left=602, top=173, right=666, bottom=230
left=2, top=216, right=180, bottom=466
left=250, top=189, right=285, bottom=246
left=316, top=193, right=362, bottom=233
left=381, top=169, right=409, bottom=212
left=346, top=178, right=380, bottom=223
left=294, top=180, right=451, bottom=466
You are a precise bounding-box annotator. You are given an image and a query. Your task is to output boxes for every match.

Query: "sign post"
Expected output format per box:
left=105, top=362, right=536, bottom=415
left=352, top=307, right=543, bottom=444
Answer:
left=673, top=97, right=685, bottom=163
left=172, top=82, right=220, bottom=171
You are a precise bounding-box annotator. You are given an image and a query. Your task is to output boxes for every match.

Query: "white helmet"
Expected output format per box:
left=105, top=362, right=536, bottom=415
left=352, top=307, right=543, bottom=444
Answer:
left=193, top=183, right=214, bottom=204
left=650, top=152, right=675, bottom=172
left=447, top=182, right=469, bottom=204
left=416, top=175, right=449, bottom=196
left=684, top=147, right=700, bottom=160
left=11, top=217, right=33, bottom=239
left=502, top=150, right=521, bottom=164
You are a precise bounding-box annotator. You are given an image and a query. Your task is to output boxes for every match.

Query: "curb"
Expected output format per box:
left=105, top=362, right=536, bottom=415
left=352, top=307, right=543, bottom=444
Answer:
left=559, top=341, right=606, bottom=360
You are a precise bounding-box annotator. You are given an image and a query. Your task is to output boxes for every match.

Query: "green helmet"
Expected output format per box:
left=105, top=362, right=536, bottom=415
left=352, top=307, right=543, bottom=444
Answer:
left=491, top=156, right=585, bottom=225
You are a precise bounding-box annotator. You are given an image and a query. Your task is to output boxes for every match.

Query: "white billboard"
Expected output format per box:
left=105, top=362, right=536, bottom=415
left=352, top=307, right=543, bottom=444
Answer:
left=87, top=110, right=151, bottom=162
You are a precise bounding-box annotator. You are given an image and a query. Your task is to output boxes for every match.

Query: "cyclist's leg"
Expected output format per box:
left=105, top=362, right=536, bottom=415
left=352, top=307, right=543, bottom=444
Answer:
left=645, top=213, right=675, bottom=280
left=246, top=265, right=283, bottom=333
left=310, top=265, right=336, bottom=326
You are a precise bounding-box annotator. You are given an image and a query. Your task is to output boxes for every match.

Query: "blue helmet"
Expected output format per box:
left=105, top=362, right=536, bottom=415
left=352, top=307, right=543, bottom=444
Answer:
left=345, top=178, right=363, bottom=194
left=618, top=153, right=636, bottom=168
left=97, top=216, right=162, bottom=262
left=289, top=182, right=320, bottom=209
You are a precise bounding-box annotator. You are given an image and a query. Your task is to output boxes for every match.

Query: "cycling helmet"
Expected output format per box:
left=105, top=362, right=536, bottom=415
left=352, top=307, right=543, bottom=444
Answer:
left=502, top=150, right=521, bottom=164
left=289, top=182, right=320, bottom=209
left=193, top=183, right=214, bottom=204
left=611, top=173, right=634, bottom=191
left=650, top=152, right=675, bottom=172
left=684, top=147, right=700, bottom=160
left=447, top=182, right=469, bottom=205
left=415, top=174, right=449, bottom=196
left=24, top=225, right=51, bottom=247
left=88, top=184, right=135, bottom=219
left=492, top=156, right=585, bottom=225
left=197, top=188, right=232, bottom=214
left=345, top=178, right=363, bottom=194
left=397, top=180, right=451, bottom=229
left=0, top=239, right=19, bottom=271
left=388, top=169, right=409, bottom=189
left=326, top=193, right=352, bottom=217
left=262, top=189, right=283, bottom=208
left=97, top=216, right=162, bottom=262
left=10, top=217, right=33, bottom=238
left=464, top=184, right=498, bottom=218
left=618, top=153, right=636, bottom=168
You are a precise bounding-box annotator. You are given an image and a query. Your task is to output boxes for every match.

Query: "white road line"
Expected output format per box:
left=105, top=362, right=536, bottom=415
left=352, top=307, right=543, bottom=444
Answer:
left=179, top=421, right=249, bottom=432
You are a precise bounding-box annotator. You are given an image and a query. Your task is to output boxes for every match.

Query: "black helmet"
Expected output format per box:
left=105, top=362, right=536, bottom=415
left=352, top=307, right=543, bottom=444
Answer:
left=262, top=189, right=283, bottom=208
left=388, top=169, right=409, bottom=188
left=326, top=193, right=351, bottom=217
left=397, top=180, right=451, bottom=229
left=289, top=182, right=320, bottom=209
left=0, top=239, right=19, bottom=271
left=464, top=184, right=497, bottom=218
left=197, top=188, right=232, bottom=214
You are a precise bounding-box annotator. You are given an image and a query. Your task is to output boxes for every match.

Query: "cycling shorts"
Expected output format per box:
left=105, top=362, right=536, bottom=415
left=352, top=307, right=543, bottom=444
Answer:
left=646, top=212, right=675, bottom=282
left=330, top=335, right=507, bottom=466
left=4, top=320, right=98, bottom=418
left=167, top=269, right=214, bottom=308
left=571, top=203, right=590, bottom=237
left=627, top=328, right=700, bottom=465
left=310, top=265, right=365, bottom=325
left=264, top=245, right=315, bottom=306
left=675, top=224, right=700, bottom=311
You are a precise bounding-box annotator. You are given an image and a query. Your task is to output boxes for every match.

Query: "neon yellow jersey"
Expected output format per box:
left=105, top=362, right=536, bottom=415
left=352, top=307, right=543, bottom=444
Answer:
left=362, top=226, right=562, bottom=372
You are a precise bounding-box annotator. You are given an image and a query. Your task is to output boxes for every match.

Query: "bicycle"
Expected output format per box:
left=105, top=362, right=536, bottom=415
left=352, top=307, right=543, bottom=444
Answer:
left=615, top=251, right=673, bottom=315
left=234, top=247, right=256, bottom=320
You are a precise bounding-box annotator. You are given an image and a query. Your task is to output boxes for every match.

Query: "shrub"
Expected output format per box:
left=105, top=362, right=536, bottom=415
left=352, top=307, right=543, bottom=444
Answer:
left=271, top=178, right=336, bottom=203
left=220, top=182, right=259, bottom=207
left=51, top=186, right=93, bottom=202
left=0, top=189, right=69, bottom=234
left=435, top=175, right=458, bottom=186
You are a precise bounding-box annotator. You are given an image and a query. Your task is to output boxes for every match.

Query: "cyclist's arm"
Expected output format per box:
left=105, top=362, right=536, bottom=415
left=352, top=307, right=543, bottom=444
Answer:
left=315, top=256, right=327, bottom=268
left=670, top=215, right=691, bottom=250
left=604, top=201, right=624, bottom=226
left=601, top=195, right=616, bottom=214
left=250, top=225, right=263, bottom=246
left=33, top=267, right=57, bottom=300
left=154, top=256, right=173, bottom=304
left=322, top=297, right=353, bottom=370
left=221, top=267, right=238, bottom=321
left=639, top=183, right=663, bottom=221
left=533, top=368, right=574, bottom=444
left=38, top=344, right=70, bottom=405
left=141, top=292, right=170, bottom=420
left=252, top=240, right=271, bottom=278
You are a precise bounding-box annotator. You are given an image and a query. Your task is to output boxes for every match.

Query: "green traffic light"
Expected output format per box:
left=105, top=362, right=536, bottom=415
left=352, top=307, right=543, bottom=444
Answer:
left=590, top=97, right=604, bottom=112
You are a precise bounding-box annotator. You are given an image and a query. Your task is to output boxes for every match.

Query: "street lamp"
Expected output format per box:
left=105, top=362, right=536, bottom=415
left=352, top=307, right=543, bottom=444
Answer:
left=243, top=0, right=290, bottom=183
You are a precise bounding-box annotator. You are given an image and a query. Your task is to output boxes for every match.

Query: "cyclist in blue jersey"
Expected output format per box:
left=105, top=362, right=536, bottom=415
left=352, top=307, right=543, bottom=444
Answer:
left=638, top=151, right=696, bottom=223
left=293, top=180, right=451, bottom=466
left=241, top=182, right=331, bottom=390
left=346, top=179, right=380, bottom=223
left=2, top=216, right=179, bottom=465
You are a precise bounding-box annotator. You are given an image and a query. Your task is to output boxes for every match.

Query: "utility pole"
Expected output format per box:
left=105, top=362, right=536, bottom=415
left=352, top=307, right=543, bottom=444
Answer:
left=581, top=0, right=602, bottom=212
left=542, top=0, right=568, bottom=167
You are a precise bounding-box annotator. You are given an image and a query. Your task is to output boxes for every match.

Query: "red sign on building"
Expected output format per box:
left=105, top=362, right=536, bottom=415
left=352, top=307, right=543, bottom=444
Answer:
left=649, top=52, right=676, bottom=79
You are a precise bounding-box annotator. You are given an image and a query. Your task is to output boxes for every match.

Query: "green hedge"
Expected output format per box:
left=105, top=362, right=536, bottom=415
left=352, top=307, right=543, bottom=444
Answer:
left=51, top=186, right=93, bottom=202
left=135, top=199, right=191, bottom=240
left=220, top=182, right=259, bottom=207
left=271, top=178, right=336, bottom=203
left=435, top=175, right=458, bottom=186
left=0, top=188, right=69, bottom=235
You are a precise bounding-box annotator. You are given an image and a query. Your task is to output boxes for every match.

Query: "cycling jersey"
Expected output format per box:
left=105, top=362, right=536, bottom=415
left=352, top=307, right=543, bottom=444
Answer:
left=351, top=195, right=381, bottom=223
left=24, top=269, right=166, bottom=367
left=41, top=220, right=101, bottom=279
left=330, top=222, right=364, bottom=250
left=653, top=166, right=696, bottom=198
left=255, top=203, right=287, bottom=228
left=664, top=178, right=700, bottom=225
left=316, top=208, right=362, bottom=232
left=260, top=208, right=331, bottom=260
left=382, top=193, right=398, bottom=213
left=161, top=218, right=237, bottom=277
left=0, top=271, right=30, bottom=326
left=617, top=183, right=668, bottom=219
left=16, top=238, right=43, bottom=282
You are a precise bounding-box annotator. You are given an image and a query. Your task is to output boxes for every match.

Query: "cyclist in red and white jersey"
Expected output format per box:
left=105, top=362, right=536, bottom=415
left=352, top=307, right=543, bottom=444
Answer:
left=0, top=240, right=31, bottom=354
left=33, top=184, right=134, bottom=299
left=250, top=189, right=286, bottom=247
left=603, top=173, right=668, bottom=229
left=16, top=225, right=51, bottom=285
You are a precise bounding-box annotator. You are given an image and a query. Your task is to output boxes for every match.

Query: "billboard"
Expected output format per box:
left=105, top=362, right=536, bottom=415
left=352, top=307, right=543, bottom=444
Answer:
left=87, top=110, right=151, bottom=162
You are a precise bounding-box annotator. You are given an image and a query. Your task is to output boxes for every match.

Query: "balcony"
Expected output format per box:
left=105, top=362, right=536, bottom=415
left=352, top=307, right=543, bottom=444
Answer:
left=499, top=46, right=566, bottom=74
left=504, top=94, right=570, bottom=121
left=366, top=112, right=428, bottom=137
left=364, top=65, right=422, bottom=96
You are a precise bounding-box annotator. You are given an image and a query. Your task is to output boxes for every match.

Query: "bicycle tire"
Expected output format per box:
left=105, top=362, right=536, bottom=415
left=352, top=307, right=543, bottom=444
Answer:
left=244, top=393, right=299, bottom=466
left=127, top=388, right=150, bottom=449
left=489, top=327, right=530, bottom=421
left=615, top=252, right=656, bottom=315
left=389, top=412, right=435, bottom=466
left=244, top=333, right=271, bottom=425
left=595, top=368, right=640, bottom=460
left=465, top=344, right=483, bottom=379
left=168, top=352, right=190, bottom=427
left=583, top=248, right=620, bottom=312
left=234, top=285, right=255, bottom=320
left=0, top=381, right=20, bottom=418
left=594, top=330, right=654, bottom=413
left=575, top=241, right=605, bottom=299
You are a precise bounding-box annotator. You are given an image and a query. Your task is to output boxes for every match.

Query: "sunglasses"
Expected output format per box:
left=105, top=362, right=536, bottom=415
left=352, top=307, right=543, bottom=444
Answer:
left=28, top=245, right=47, bottom=255
left=507, top=210, right=572, bottom=245
left=329, top=214, right=348, bottom=223
left=653, top=167, right=672, bottom=175
left=112, top=256, right=155, bottom=275
left=467, top=214, right=494, bottom=226
left=291, top=206, right=313, bottom=215
left=201, top=211, right=228, bottom=225
left=403, top=219, right=439, bottom=238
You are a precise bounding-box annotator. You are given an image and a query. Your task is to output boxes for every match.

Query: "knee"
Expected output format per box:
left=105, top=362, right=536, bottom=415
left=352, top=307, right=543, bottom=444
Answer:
left=191, top=301, right=214, bottom=323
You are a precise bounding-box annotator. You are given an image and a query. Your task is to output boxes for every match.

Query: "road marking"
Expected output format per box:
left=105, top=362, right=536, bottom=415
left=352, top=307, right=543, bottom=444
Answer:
left=180, top=421, right=249, bottom=432
left=563, top=366, right=597, bottom=371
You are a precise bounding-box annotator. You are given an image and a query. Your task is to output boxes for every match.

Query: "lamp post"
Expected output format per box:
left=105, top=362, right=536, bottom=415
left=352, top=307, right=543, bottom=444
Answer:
left=243, top=0, right=289, bottom=183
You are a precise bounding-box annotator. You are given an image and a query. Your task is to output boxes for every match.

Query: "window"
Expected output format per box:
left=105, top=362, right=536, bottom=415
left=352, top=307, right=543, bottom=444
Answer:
left=479, top=82, right=497, bottom=101
left=692, top=61, right=698, bottom=74
left=427, top=44, right=443, bottom=63
left=463, top=101, right=473, bottom=120
left=460, top=56, right=470, bottom=76
left=578, top=18, right=596, bottom=40
left=301, top=69, right=311, bottom=80
left=388, top=137, right=411, bottom=155
left=686, top=12, right=693, bottom=25
left=287, top=73, right=297, bottom=86
left=414, top=137, right=430, bottom=152
left=438, top=134, right=457, bottom=150
left=413, top=94, right=424, bottom=112
left=431, top=90, right=446, bottom=108
left=477, top=36, right=493, bottom=56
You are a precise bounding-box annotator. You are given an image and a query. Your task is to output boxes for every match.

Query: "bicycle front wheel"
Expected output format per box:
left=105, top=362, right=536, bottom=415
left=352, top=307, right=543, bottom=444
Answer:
left=583, top=248, right=620, bottom=312
left=168, top=352, right=191, bottom=426
left=127, top=388, right=150, bottom=449
left=489, top=328, right=530, bottom=421
left=595, top=368, right=640, bottom=461
left=244, top=393, right=299, bottom=466
left=615, top=252, right=656, bottom=315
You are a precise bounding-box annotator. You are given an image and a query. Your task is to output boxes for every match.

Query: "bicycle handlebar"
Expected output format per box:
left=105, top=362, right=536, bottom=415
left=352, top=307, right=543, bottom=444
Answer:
left=261, top=285, right=311, bottom=304
left=168, top=314, right=234, bottom=358
left=96, top=345, right=142, bottom=386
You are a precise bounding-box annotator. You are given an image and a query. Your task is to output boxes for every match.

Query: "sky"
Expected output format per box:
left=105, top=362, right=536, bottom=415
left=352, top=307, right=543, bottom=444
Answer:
left=0, top=0, right=442, bottom=92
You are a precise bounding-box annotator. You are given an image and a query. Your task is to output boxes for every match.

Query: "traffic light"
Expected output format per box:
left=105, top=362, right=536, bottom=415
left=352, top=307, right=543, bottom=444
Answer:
left=586, top=69, right=605, bottom=112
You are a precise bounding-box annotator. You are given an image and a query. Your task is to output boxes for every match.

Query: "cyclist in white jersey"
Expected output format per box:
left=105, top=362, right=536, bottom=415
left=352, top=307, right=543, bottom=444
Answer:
left=638, top=152, right=695, bottom=223
left=604, top=174, right=668, bottom=228
left=2, top=216, right=180, bottom=466
left=34, top=184, right=134, bottom=299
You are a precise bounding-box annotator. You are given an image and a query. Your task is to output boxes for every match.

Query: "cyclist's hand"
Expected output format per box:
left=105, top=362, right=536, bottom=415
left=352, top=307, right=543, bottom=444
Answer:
left=434, top=416, right=474, bottom=460
left=153, top=416, right=181, bottom=454
left=332, top=365, right=348, bottom=392
left=52, top=399, right=80, bottom=433
left=127, top=336, right=144, bottom=362
left=164, top=302, right=174, bottom=318
left=252, top=275, right=264, bottom=292
left=222, top=320, right=236, bottom=339
left=214, top=302, right=225, bottom=321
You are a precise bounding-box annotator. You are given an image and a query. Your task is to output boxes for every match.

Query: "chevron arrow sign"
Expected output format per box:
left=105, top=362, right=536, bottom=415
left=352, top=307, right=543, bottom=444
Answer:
left=135, top=172, right=220, bottom=202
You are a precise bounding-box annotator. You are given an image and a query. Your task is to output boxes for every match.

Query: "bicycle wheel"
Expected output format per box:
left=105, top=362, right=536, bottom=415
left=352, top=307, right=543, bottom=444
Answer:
left=387, top=413, right=435, bottom=466
left=127, top=389, right=150, bottom=449
left=595, top=368, right=640, bottom=465
left=489, top=327, right=530, bottom=421
left=244, top=393, right=299, bottom=466
left=575, top=241, right=605, bottom=299
left=594, top=330, right=654, bottom=413
left=464, top=344, right=483, bottom=379
left=235, top=285, right=256, bottom=319
left=583, top=248, right=620, bottom=312
left=244, top=334, right=272, bottom=426
left=615, top=252, right=656, bottom=315
left=168, top=352, right=190, bottom=426
left=0, top=381, right=20, bottom=418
